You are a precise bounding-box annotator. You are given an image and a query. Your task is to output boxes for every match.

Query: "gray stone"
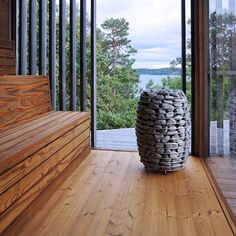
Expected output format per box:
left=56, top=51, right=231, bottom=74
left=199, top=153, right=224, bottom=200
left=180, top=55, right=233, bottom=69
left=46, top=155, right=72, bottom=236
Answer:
left=136, top=89, right=190, bottom=172
left=163, top=100, right=173, bottom=104
left=167, top=118, right=176, bottom=125
left=179, top=120, right=186, bottom=126
left=159, top=90, right=169, bottom=95
left=171, top=134, right=180, bottom=140
left=175, top=98, right=184, bottom=103
left=157, top=119, right=166, bottom=125
left=158, top=114, right=166, bottom=119
left=174, top=115, right=182, bottom=120
left=171, top=164, right=183, bottom=169
left=160, top=126, right=168, bottom=133
left=167, top=131, right=178, bottom=136
left=174, top=102, right=182, bottom=107
left=171, top=92, right=180, bottom=98
left=155, top=133, right=162, bottom=139
left=170, top=154, right=179, bottom=159
left=166, top=112, right=174, bottom=118
left=154, top=125, right=162, bottom=130
left=178, top=127, right=185, bottom=133
left=162, top=103, right=175, bottom=110
left=165, top=143, right=178, bottom=149
left=159, top=109, right=166, bottom=114
left=169, top=126, right=176, bottom=131
left=156, top=95, right=164, bottom=100
left=146, top=121, right=155, bottom=126
left=145, top=109, right=155, bottom=115
left=156, top=143, right=164, bottom=148
left=155, top=153, right=162, bottom=158
left=161, top=136, right=170, bottom=143
left=140, top=96, right=151, bottom=102
left=175, top=108, right=184, bottom=115
left=157, top=149, right=165, bottom=154
left=165, top=95, right=175, bottom=100
left=177, top=140, right=185, bottom=146
left=148, top=103, right=159, bottom=109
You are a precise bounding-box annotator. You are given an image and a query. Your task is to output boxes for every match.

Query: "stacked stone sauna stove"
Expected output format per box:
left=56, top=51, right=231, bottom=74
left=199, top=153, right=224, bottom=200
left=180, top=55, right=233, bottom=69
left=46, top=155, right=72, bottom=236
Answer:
left=136, top=89, right=191, bottom=173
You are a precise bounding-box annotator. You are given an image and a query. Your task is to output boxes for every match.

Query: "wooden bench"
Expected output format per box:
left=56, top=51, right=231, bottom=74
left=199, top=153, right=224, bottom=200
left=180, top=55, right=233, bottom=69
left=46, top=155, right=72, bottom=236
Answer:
left=0, top=40, right=16, bottom=75
left=0, top=75, right=90, bottom=234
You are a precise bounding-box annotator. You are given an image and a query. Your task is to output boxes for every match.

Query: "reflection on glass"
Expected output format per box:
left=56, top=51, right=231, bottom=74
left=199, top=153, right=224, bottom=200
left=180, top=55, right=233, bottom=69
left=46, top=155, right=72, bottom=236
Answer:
left=209, top=0, right=236, bottom=157
left=208, top=0, right=236, bottom=220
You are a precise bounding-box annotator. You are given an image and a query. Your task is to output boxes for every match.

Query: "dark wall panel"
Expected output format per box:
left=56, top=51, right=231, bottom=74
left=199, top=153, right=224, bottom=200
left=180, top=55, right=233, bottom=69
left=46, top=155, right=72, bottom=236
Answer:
left=0, top=0, right=12, bottom=41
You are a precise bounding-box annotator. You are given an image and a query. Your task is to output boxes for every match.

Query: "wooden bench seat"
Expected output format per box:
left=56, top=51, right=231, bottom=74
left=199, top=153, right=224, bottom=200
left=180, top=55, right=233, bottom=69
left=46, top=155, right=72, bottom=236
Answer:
left=0, top=75, right=90, bottom=234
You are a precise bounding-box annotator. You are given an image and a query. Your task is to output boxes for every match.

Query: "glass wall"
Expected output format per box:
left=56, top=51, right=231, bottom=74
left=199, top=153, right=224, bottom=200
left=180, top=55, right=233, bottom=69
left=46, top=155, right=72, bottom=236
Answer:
left=96, top=0, right=190, bottom=150
left=208, top=0, right=236, bottom=219
left=209, top=0, right=236, bottom=156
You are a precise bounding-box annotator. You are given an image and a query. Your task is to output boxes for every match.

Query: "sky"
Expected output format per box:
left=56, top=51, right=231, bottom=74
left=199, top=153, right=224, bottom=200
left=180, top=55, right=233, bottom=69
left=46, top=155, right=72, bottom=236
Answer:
left=97, top=0, right=191, bottom=69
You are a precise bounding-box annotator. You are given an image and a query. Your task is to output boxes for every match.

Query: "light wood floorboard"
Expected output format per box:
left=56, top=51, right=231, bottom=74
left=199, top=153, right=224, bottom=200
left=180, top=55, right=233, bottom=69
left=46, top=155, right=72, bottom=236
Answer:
left=17, top=150, right=234, bottom=236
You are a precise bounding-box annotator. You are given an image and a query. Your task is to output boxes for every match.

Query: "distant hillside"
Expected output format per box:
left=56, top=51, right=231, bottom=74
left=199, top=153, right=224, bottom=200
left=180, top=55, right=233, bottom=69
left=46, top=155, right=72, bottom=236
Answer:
left=135, top=68, right=181, bottom=76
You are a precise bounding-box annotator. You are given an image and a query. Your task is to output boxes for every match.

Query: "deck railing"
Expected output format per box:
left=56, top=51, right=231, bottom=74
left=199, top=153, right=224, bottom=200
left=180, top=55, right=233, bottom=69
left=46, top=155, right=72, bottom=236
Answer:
left=14, top=0, right=97, bottom=145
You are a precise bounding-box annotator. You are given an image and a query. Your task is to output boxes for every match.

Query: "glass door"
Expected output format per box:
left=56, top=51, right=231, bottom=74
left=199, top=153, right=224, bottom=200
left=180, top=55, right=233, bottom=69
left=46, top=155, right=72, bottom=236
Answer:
left=207, top=0, right=236, bottom=221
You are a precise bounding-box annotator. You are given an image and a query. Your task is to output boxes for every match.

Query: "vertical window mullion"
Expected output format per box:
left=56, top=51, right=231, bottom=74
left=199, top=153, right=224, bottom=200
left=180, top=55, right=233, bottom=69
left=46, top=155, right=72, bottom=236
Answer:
left=29, top=0, right=37, bottom=75
left=39, top=1, right=47, bottom=75
left=181, top=0, right=186, bottom=93
left=91, top=0, right=97, bottom=147
left=70, top=0, right=77, bottom=111
left=59, top=0, right=66, bottom=111
left=19, top=0, right=27, bottom=75
left=80, top=0, right=87, bottom=111
left=49, top=0, right=57, bottom=110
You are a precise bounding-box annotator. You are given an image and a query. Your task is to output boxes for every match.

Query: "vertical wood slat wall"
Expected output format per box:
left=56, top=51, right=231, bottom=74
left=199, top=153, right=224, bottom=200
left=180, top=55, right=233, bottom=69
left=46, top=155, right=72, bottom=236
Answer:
left=80, top=0, right=87, bottom=111
left=29, top=0, right=37, bottom=75
left=59, top=0, right=66, bottom=111
left=39, top=1, right=47, bottom=75
left=15, top=0, right=91, bottom=115
left=91, top=0, right=97, bottom=147
left=49, top=0, right=57, bottom=110
left=70, top=0, right=77, bottom=111
left=19, top=0, right=27, bottom=75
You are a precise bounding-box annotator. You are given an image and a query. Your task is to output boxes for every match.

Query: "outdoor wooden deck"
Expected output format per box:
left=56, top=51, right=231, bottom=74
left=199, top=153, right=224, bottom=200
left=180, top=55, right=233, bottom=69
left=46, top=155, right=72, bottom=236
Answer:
left=97, top=124, right=236, bottom=225
left=206, top=156, right=236, bottom=224
left=7, top=150, right=235, bottom=236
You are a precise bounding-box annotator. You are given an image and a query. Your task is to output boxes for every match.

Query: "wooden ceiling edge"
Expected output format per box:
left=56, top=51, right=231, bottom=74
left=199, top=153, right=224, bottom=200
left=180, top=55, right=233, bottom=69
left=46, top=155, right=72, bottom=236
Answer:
left=200, top=157, right=236, bottom=235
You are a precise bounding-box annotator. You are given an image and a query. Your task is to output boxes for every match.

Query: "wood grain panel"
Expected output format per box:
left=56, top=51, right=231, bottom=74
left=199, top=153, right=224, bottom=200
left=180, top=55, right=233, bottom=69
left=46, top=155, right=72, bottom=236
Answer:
left=0, top=40, right=15, bottom=75
left=0, top=139, right=90, bottom=234
left=0, top=119, right=90, bottom=195
left=0, top=57, right=15, bottom=66
left=0, top=40, right=14, bottom=49
left=0, top=76, right=51, bottom=132
left=0, top=1, right=11, bottom=40
left=0, top=112, right=64, bottom=144
left=3, top=148, right=90, bottom=236
left=0, top=112, right=77, bottom=152
left=0, top=48, right=14, bottom=57
left=0, top=112, right=90, bottom=174
left=205, top=157, right=236, bottom=225
left=0, top=111, right=56, bottom=136
left=0, top=128, right=90, bottom=215
left=4, top=151, right=233, bottom=236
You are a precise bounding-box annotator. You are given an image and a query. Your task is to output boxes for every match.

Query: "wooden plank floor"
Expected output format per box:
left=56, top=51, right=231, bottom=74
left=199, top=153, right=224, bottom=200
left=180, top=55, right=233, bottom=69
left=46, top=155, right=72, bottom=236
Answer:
left=206, top=156, right=236, bottom=223
left=15, top=150, right=234, bottom=236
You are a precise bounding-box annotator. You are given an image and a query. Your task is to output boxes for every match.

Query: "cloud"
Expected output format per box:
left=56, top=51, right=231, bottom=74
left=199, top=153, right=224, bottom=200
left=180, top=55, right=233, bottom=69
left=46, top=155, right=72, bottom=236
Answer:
left=97, top=0, right=187, bottom=68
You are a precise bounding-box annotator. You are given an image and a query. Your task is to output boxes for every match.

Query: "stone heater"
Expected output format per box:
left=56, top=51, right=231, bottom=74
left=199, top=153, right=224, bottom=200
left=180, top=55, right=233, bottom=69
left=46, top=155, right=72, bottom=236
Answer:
left=136, top=88, right=191, bottom=173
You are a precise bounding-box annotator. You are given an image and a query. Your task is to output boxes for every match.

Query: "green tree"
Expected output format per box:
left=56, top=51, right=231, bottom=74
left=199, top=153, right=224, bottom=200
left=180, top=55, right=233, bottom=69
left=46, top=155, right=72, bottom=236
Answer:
left=100, top=18, right=137, bottom=73
left=96, top=18, right=140, bottom=130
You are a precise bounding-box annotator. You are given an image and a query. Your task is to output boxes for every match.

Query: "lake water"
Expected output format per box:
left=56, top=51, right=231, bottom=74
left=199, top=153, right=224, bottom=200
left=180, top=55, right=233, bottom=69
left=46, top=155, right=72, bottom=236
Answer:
left=139, top=74, right=177, bottom=90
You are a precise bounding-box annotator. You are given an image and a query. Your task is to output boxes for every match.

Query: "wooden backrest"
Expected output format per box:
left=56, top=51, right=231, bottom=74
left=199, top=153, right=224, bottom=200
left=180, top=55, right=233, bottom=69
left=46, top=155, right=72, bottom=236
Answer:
left=0, top=76, right=51, bottom=132
left=0, top=40, right=16, bottom=75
